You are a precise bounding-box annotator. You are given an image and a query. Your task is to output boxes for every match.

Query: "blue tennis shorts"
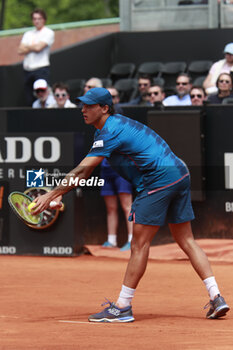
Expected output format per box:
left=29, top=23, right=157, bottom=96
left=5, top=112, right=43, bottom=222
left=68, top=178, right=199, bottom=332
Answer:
left=100, top=173, right=132, bottom=196
left=128, top=175, right=195, bottom=226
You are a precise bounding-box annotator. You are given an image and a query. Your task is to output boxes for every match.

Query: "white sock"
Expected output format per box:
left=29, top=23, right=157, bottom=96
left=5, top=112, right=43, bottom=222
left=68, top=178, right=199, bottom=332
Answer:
left=108, top=234, right=116, bottom=246
left=203, top=276, right=220, bottom=300
left=128, top=233, right=133, bottom=242
left=117, top=284, right=135, bottom=308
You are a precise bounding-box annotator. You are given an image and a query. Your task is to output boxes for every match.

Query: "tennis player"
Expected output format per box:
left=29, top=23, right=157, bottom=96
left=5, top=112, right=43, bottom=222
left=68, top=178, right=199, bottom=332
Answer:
left=33, top=87, right=229, bottom=322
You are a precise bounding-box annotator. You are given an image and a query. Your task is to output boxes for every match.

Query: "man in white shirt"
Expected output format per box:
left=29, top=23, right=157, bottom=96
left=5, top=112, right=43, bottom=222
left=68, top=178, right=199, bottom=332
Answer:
left=18, top=8, right=54, bottom=106
left=32, top=79, right=55, bottom=108
left=48, top=82, right=77, bottom=108
left=163, top=73, right=192, bottom=106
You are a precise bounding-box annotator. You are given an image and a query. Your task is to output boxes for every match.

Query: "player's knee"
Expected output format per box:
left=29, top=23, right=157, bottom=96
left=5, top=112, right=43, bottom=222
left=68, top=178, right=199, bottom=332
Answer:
left=178, top=237, right=195, bottom=253
left=131, top=237, right=151, bottom=253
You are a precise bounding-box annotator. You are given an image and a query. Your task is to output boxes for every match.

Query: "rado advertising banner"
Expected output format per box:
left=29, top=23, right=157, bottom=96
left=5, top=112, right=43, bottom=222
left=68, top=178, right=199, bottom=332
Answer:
left=0, top=132, right=85, bottom=256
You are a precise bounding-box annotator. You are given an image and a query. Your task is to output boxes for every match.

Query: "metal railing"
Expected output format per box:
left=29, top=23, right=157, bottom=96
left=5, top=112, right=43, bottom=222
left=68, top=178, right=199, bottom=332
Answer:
left=0, top=17, right=120, bottom=37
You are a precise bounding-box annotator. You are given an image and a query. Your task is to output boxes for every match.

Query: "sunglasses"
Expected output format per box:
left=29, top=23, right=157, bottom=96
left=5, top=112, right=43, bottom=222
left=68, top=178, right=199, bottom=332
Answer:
left=190, top=94, right=202, bottom=99
left=85, top=85, right=96, bottom=89
left=147, top=91, right=159, bottom=96
left=176, top=82, right=188, bottom=86
left=55, top=93, right=67, bottom=98
left=111, top=95, right=119, bottom=98
left=36, top=88, right=46, bottom=93
left=219, top=80, right=231, bottom=84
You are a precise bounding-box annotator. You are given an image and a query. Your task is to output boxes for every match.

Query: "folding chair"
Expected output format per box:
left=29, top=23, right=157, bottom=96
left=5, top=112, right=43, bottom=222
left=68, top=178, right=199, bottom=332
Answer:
left=114, top=78, right=138, bottom=103
left=109, top=63, right=136, bottom=83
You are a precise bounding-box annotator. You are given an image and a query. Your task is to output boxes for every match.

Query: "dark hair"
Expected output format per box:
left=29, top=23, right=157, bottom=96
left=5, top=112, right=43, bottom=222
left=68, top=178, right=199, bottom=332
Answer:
left=31, top=8, right=47, bottom=21
left=190, top=85, right=206, bottom=96
left=138, top=74, right=153, bottom=85
left=216, top=72, right=232, bottom=87
left=52, top=82, right=70, bottom=94
left=108, top=104, right=115, bottom=115
left=150, top=84, right=164, bottom=92
left=176, top=73, right=192, bottom=83
left=99, top=104, right=115, bottom=115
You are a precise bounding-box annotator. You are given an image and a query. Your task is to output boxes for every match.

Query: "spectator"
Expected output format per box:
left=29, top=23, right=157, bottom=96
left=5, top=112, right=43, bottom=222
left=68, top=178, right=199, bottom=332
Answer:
left=49, top=82, right=77, bottom=108
left=32, top=79, right=55, bottom=108
left=127, top=74, right=152, bottom=106
left=190, top=86, right=207, bottom=106
left=207, top=72, right=233, bottom=104
left=163, top=73, right=192, bottom=106
left=100, top=158, right=133, bottom=251
left=76, top=77, right=103, bottom=107
left=18, top=8, right=55, bottom=106
left=203, top=43, right=233, bottom=95
left=147, top=85, right=165, bottom=106
left=84, top=77, right=103, bottom=94
left=107, top=87, right=123, bottom=114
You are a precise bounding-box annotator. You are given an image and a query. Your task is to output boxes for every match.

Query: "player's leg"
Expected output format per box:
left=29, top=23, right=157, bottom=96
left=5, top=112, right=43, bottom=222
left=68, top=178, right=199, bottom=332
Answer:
left=102, top=195, right=118, bottom=247
left=167, top=174, right=229, bottom=318
left=118, top=192, right=133, bottom=250
left=121, top=223, right=160, bottom=290
left=116, top=188, right=167, bottom=308
left=169, top=221, right=213, bottom=279
left=169, top=221, right=230, bottom=318
left=88, top=223, right=159, bottom=323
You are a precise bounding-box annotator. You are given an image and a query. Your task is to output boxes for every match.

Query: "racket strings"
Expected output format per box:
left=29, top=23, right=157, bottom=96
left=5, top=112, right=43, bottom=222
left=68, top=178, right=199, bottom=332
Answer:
left=9, top=192, right=42, bottom=225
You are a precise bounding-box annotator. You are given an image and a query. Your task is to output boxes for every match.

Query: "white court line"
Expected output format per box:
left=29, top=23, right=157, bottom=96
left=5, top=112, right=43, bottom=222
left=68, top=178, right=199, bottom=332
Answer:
left=58, top=320, right=98, bottom=324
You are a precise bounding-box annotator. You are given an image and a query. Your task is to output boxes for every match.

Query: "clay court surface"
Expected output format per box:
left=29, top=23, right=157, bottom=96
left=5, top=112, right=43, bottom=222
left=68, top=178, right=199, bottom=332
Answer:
left=1, top=242, right=233, bottom=350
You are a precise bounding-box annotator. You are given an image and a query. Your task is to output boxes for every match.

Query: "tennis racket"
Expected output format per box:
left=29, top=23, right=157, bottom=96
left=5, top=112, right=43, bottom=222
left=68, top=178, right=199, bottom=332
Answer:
left=23, top=187, right=64, bottom=230
left=8, top=191, right=43, bottom=225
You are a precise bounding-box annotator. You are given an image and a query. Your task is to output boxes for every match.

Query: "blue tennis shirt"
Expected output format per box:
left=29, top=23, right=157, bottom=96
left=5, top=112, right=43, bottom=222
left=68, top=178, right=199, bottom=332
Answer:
left=87, top=114, right=189, bottom=192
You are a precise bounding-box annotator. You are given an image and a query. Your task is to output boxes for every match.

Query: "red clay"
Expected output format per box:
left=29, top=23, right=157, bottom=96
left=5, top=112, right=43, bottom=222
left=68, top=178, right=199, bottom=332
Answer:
left=0, top=254, right=232, bottom=349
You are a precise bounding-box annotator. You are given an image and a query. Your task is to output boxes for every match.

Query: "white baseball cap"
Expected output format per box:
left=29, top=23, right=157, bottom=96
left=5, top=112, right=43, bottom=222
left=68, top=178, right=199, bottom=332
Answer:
left=33, top=79, right=48, bottom=90
left=223, top=43, right=233, bottom=55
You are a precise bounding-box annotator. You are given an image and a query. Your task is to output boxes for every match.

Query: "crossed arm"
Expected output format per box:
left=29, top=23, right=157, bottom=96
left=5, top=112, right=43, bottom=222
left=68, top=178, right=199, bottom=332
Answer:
left=33, top=155, right=104, bottom=214
left=18, top=41, right=48, bottom=55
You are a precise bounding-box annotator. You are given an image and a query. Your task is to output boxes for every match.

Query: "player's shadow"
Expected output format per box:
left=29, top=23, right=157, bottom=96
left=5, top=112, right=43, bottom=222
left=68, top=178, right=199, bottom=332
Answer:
left=135, top=313, right=229, bottom=321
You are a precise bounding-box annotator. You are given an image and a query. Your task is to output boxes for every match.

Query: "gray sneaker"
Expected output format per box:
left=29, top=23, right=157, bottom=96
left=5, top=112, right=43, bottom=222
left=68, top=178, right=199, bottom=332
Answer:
left=88, top=300, right=134, bottom=323
left=204, top=294, right=230, bottom=319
